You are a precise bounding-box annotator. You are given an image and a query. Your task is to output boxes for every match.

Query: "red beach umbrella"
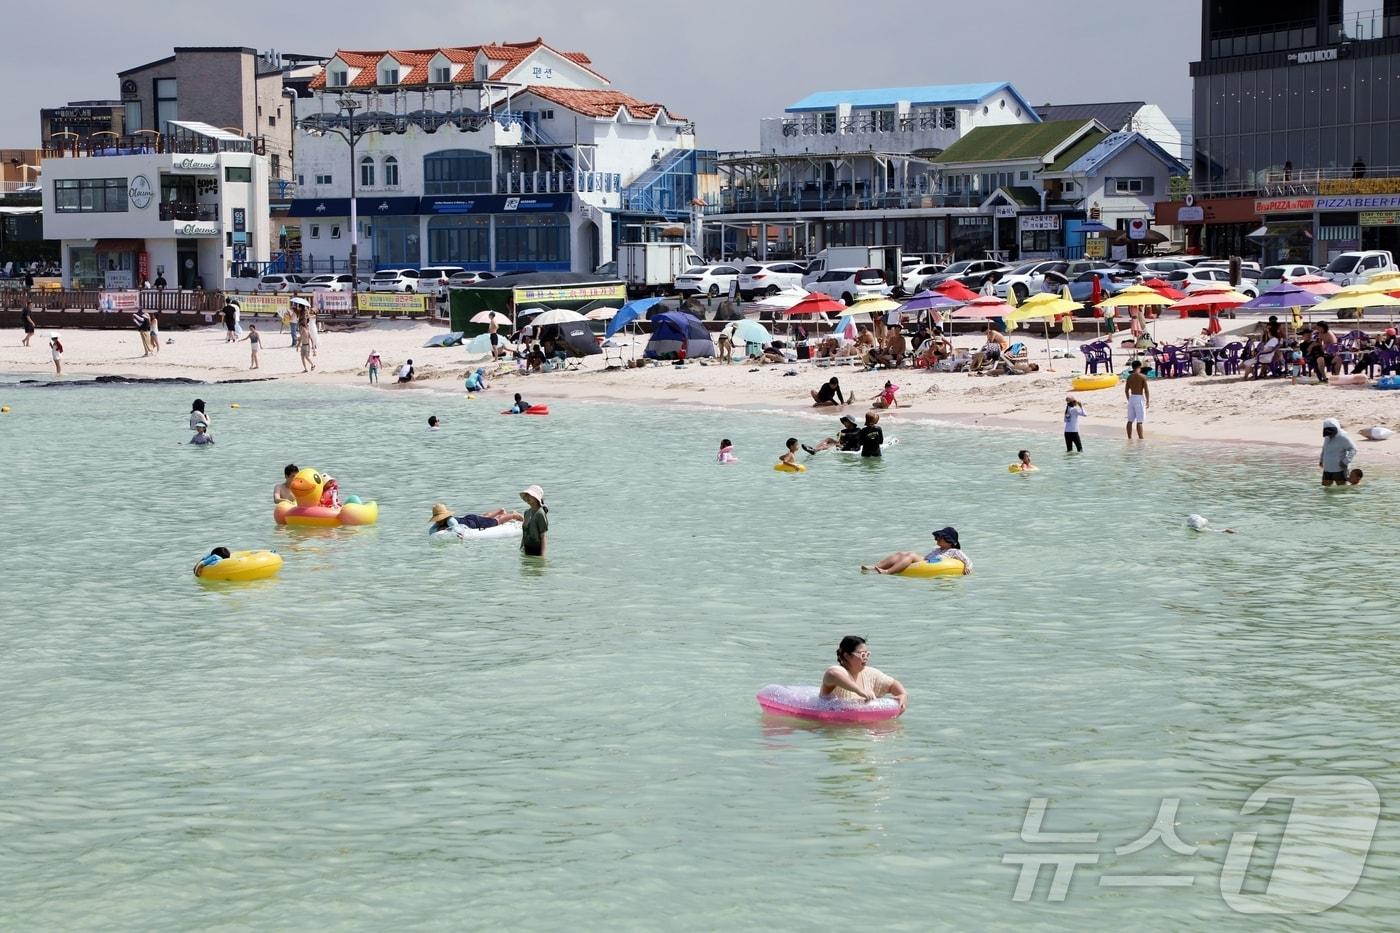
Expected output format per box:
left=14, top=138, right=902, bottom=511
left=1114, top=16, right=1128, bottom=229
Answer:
left=933, top=280, right=979, bottom=302
left=1141, top=278, right=1187, bottom=300
left=785, top=292, right=849, bottom=316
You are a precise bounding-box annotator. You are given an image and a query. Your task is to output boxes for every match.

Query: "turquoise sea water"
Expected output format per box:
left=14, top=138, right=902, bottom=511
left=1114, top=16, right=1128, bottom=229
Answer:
left=2, top=380, right=1399, bottom=930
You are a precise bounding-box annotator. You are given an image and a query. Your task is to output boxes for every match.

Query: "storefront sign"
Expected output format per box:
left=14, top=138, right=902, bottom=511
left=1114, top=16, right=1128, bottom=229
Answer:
left=98, top=290, right=140, bottom=312
left=1287, top=48, right=1339, bottom=64
left=356, top=293, right=432, bottom=314
left=1084, top=238, right=1107, bottom=259
left=1359, top=211, right=1400, bottom=226
left=170, top=154, right=218, bottom=174
left=1127, top=218, right=1149, bottom=240
left=128, top=175, right=154, bottom=210
left=1317, top=194, right=1400, bottom=210
left=993, top=205, right=1017, bottom=218
left=514, top=283, right=627, bottom=304
left=955, top=216, right=990, bottom=227
left=232, top=208, right=246, bottom=232
left=104, top=270, right=134, bottom=289
left=175, top=221, right=220, bottom=237
left=419, top=194, right=573, bottom=215
left=1177, top=206, right=1204, bottom=222
left=1019, top=214, right=1060, bottom=231
left=1255, top=196, right=1316, bottom=213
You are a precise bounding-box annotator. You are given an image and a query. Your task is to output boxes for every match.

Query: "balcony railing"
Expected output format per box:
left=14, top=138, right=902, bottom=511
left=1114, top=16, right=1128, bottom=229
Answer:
left=158, top=202, right=220, bottom=222
left=42, top=133, right=266, bottom=159
left=776, top=112, right=955, bottom=138
left=1193, top=164, right=1400, bottom=198
left=496, top=170, right=621, bottom=196
left=706, top=187, right=1021, bottom=214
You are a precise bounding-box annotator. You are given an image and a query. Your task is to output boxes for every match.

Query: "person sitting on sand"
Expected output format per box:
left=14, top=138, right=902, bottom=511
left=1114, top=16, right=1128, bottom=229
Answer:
left=429, top=502, right=523, bottom=535
left=396, top=359, right=414, bottom=384
left=913, top=328, right=952, bottom=367
left=811, top=376, right=846, bottom=408
left=871, top=380, right=900, bottom=409
left=509, top=393, right=531, bottom=414
left=193, top=546, right=232, bottom=574
left=189, top=423, right=215, bottom=446
left=717, top=439, right=738, bottom=463
left=750, top=342, right=786, bottom=365
left=808, top=415, right=861, bottom=453
left=819, top=635, right=907, bottom=711
left=862, top=526, right=973, bottom=575
left=970, top=326, right=1009, bottom=370
left=778, top=437, right=802, bottom=469
left=465, top=368, right=488, bottom=392
left=274, top=464, right=299, bottom=504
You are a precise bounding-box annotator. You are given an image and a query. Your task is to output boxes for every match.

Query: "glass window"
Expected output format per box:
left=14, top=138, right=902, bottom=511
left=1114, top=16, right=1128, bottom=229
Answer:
left=494, top=212, right=570, bottom=264
left=373, top=216, right=420, bottom=266
left=820, top=112, right=837, bottom=134
left=54, top=177, right=127, bottom=213
left=123, top=101, right=142, bottom=133
left=360, top=155, right=375, bottom=187
left=224, top=166, right=252, bottom=183
left=330, top=70, right=348, bottom=87
left=1270, top=68, right=1287, bottom=129
left=427, top=215, right=489, bottom=264
left=423, top=149, right=491, bottom=194
left=1372, top=57, right=1389, bottom=121
left=1239, top=71, right=1256, bottom=133
left=155, top=77, right=177, bottom=134
left=380, top=67, right=399, bottom=85
left=432, top=66, right=452, bottom=83
left=384, top=156, right=399, bottom=187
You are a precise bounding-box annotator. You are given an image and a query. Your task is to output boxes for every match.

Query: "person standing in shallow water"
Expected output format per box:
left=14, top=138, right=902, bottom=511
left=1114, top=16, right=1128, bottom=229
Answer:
left=519, top=485, right=549, bottom=557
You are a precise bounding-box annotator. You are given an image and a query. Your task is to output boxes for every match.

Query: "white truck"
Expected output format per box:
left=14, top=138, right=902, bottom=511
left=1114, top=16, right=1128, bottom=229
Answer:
left=617, top=242, right=704, bottom=296
left=1322, top=249, right=1396, bottom=286
left=801, top=246, right=903, bottom=291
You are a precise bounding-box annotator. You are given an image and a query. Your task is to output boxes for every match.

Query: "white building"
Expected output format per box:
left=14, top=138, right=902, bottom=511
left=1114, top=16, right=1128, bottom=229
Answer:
left=288, top=38, right=706, bottom=275
left=42, top=122, right=270, bottom=289
left=1033, top=101, right=1185, bottom=163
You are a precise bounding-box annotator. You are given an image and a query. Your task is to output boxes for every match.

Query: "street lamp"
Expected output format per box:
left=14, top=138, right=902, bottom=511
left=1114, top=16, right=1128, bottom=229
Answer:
left=298, top=96, right=368, bottom=299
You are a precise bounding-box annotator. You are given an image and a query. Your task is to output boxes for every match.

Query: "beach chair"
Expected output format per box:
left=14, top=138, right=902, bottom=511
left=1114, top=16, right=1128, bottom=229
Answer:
left=602, top=346, right=626, bottom=370
left=1220, top=342, right=1243, bottom=375
left=1080, top=341, right=1112, bottom=374
left=1005, top=342, right=1028, bottom=366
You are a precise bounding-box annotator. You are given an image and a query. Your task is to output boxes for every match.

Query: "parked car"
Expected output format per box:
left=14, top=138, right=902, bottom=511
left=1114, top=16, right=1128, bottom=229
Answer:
left=900, top=263, right=946, bottom=294
left=368, top=268, right=422, bottom=293
left=302, top=273, right=369, bottom=292
left=993, top=260, right=1069, bottom=302
left=808, top=268, right=890, bottom=305
left=1066, top=269, right=1129, bottom=304
left=416, top=265, right=466, bottom=297
left=447, top=271, right=498, bottom=288
left=1256, top=264, right=1321, bottom=290
left=1323, top=250, right=1397, bottom=285
left=919, top=259, right=1010, bottom=291
left=256, top=273, right=309, bottom=293
left=675, top=263, right=742, bottom=298
left=1064, top=259, right=1115, bottom=278
left=1114, top=258, right=1195, bottom=280
left=737, top=262, right=805, bottom=299
left=1162, top=268, right=1259, bottom=298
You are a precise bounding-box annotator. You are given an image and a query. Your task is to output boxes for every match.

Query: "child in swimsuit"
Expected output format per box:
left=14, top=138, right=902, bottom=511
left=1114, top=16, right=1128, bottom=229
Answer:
left=717, top=439, right=738, bottom=463
left=778, top=437, right=800, bottom=468
left=872, top=381, right=900, bottom=409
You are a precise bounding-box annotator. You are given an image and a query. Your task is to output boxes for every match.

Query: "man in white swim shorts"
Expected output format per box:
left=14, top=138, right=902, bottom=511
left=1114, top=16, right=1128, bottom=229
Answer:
left=1124, top=359, right=1149, bottom=439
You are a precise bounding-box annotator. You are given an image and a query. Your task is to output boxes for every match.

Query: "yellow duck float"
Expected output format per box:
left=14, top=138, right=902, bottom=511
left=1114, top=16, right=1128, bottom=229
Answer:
left=274, top=467, right=379, bottom=527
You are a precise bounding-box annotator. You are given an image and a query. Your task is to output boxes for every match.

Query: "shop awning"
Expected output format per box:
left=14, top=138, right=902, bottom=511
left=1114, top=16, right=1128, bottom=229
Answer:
left=285, top=196, right=420, bottom=218
left=94, top=239, right=144, bottom=251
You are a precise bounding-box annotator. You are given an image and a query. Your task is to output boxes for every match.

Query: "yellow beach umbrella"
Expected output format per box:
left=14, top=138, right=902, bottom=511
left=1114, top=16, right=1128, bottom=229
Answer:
left=1309, top=291, right=1400, bottom=314
left=1005, top=292, right=1080, bottom=322
left=848, top=295, right=901, bottom=314
left=1094, top=285, right=1176, bottom=309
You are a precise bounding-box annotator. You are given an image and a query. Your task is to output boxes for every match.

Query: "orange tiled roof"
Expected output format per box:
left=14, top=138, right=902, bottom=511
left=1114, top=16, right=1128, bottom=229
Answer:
left=308, top=39, right=604, bottom=90
left=521, top=85, right=683, bottom=122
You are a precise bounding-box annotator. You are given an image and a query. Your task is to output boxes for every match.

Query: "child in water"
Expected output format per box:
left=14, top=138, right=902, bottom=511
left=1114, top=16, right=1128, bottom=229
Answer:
left=1349, top=468, right=1364, bottom=486
left=1013, top=450, right=1035, bottom=472
left=510, top=393, right=531, bottom=414
left=193, top=546, right=231, bottom=574
left=778, top=437, right=801, bottom=468
left=189, top=423, right=215, bottom=445
left=717, top=439, right=738, bottom=463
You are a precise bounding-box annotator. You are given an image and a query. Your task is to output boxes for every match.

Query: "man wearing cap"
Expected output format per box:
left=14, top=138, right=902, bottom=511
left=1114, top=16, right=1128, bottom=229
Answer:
left=1319, top=419, right=1357, bottom=487
left=519, top=485, right=549, bottom=557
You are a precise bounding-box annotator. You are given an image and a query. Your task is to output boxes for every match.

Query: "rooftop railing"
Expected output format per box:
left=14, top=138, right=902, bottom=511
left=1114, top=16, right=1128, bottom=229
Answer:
left=1193, top=164, right=1400, bottom=198
left=43, top=133, right=266, bottom=159
left=775, top=111, right=955, bottom=138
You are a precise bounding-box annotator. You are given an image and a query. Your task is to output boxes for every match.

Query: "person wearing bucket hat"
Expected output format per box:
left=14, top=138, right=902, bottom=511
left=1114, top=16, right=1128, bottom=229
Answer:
left=808, top=414, right=861, bottom=453
left=861, top=526, right=973, bottom=575
left=519, top=485, right=549, bottom=557
left=429, top=502, right=523, bottom=536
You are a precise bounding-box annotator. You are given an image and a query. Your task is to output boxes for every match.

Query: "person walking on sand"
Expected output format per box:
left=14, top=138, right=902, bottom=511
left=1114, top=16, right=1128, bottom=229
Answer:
left=365, top=350, right=382, bottom=384
left=519, top=485, right=549, bottom=558
left=299, top=327, right=315, bottom=373
left=222, top=297, right=238, bottom=343
left=243, top=324, right=261, bottom=369
left=49, top=333, right=63, bottom=375
left=148, top=310, right=160, bottom=355
left=20, top=303, right=35, bottom=346
left=133, top=308, right=152, bottom=356
left=1124, top=360, right=1149, bottom=439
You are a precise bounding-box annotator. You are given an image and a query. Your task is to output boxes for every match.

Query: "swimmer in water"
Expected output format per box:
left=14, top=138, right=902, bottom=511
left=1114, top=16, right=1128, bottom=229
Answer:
left=428, top=415, right=442, bottom=430
left=779, top=437, right=801, bottom=468
left=819, top=635, right=907, bottom=711
left=862, top=526, right=973, bottom=575
left=189, top=423, right=214, bottom=445
left=274, top=464, right=298, bottom=504
left=193, top=546, right=232, bottom=574
left=510, top=393, right=530, bottom=414
left=1013, top=450, right=1034, bottom=472
left=717, top=439, right=738, bottom=463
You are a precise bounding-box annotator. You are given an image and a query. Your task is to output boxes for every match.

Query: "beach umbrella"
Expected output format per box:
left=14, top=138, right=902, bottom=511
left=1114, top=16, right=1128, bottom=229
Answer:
left=933, top=280, right=979, bottom=302
left=849, top=295, right=901, bottom=315
left=1291, top=275, right=1341, bottom=296
left=1005, top=293, right=1079, bottom=370
left=1141, top=278, right=1187, bottom=300
left=1309, top=291, right=1400, bottom=315
left=605, top=297, right=663, bottom=338
left=785, top=293, right=848, bottom=316
left=952, top=295, right=1016, bottom=318
left=732, top=318, right=772, bottom=345
left=1236, top=283, right=1319, bottom=333
left=1172, top=290, right=1252, bottom=311
left=469, top=310, right=511, bottom=325
left=530, top=308, right=588, bottom=327
left=584, top=307, right=619, bottom=321
left=1094, top=285, right=1177, bottom=310
left=464, top=332, right=513, bottom=355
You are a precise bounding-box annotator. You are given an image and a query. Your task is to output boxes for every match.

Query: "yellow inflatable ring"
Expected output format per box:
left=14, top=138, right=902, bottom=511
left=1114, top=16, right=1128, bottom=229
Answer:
left=194, top=549, right=283, bottom=582
left=1071, top=373, right=1119, bottom=391
left=774, top=462, right=807, bottom=473
left=898, top=558, right=965, bottom=578
left=1008, top=464, right=1039, bottom=473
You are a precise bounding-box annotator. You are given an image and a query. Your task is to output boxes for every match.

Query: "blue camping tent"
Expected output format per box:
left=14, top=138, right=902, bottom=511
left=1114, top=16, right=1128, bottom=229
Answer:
left=645, top=311, right=714, bottom=359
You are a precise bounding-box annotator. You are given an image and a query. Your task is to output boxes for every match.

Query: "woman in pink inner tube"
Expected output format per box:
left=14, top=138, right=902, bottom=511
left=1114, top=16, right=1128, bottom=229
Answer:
left=820, top=635, right=907, bottom=712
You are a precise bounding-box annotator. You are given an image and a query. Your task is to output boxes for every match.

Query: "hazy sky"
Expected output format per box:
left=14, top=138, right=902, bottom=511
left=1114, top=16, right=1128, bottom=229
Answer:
left=7, top=0, right=1199, bottom=151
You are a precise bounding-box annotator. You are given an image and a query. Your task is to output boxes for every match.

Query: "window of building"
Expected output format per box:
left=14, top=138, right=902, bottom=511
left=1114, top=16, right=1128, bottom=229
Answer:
left=494, top=212, right=570, bottom=264
left=330, top=69, right=348, bottom=87
left=309, top=224, right=320, bottom=238
left=427, top=214, right=490, bottom=264
left=330, top=225, right=341, bottom=239
left=383, top=156, right=399, bottom=187
left=940, top=107, right=956, bottom=129
left=374, top=215, right=420, bottom=266
left=315, top=173, right=333, bottom=185
left=432, top=65, right=452, bottom=83
left=360, top=156, right=375, bottom=187
left=423, top=149, right=492, bottom=194
left=55, top=177, right=128, bottom=213
left=268, top=115, right=276, bottom=127
left=872, top=109, right=895, bottom=132
left=1114, top=178, right=1145, bottom=194
left=540, top=109, right=555, bottom=120
left=225, top=166, right=252, bottom=183
left=1064, top=181, right=1076, bottom=192
left=155, top=77, right=178, bottom=133
left=271, top=154, right=280, bottom=177
left=475, top=62, right=488, bottom=80
left=123, top=101, right=142, bottom=132
left=820, top=112, right=838, bottom=134
left=380, top=67, right=400, bottom=85
left=1019, top=170, right=1029, bottom=181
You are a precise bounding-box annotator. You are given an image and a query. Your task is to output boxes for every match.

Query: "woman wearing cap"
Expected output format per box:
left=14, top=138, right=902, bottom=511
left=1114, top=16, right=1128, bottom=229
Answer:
left=820, top=635, right=907, bottom=711
left=429, top=502, right=523, bottom=536
left=1351, top=328, right=1399, bottom=375
left=519, top=485, right=549, bottom=557
left=861, top=526, right=973, bottom=575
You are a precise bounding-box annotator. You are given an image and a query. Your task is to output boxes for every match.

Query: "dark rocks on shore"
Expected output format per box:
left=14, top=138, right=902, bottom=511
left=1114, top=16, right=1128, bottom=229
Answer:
left=15, top=375, right=276, bottom=388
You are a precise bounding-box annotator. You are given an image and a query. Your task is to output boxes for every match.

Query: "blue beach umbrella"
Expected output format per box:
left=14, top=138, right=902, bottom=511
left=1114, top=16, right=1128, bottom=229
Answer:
left=732, top=318, right=771, bottom=344
left=605, top=297, right=664, bottom=338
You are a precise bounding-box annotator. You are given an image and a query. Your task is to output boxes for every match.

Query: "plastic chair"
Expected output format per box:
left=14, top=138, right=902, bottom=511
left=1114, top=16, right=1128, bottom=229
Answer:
left=1220, top=342, right=1243, bottom=375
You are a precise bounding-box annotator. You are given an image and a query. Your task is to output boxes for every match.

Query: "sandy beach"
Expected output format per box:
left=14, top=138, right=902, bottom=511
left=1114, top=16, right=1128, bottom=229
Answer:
left=3, top=315, right=1397, bottom=465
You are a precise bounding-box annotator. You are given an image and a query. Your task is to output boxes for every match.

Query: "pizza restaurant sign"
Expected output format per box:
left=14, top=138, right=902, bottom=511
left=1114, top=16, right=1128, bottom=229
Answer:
left=1256, top=194, right=1400, bottom=213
